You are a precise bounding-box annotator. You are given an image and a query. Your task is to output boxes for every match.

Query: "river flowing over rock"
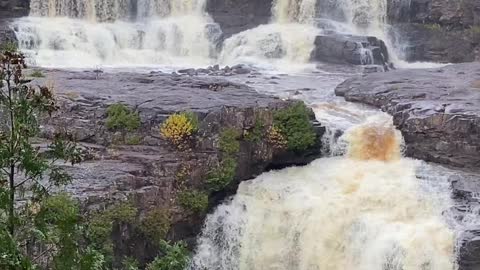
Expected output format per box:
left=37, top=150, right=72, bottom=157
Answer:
left=1, top=0, right=479, bottom=269
left=190, top=115, right=456, bottom=270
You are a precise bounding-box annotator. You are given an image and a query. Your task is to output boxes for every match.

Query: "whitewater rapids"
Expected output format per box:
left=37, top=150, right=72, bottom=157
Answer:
left=189, top=115, right=456, bottom=270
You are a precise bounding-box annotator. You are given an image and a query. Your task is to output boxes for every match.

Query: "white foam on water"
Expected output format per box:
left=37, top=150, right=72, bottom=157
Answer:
left=190, top=115, right=457, bottom=270
left=14, top=0, right=218, bottom=68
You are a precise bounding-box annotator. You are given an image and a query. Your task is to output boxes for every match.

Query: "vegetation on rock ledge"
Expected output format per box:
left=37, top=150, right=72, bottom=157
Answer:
left=274, top=102, right=316, bottom=152
left=178, top=190, right=209, bottom=214
left=106, top=103, right=142, bottom=144
left=161, top=112, right=199, bottom=149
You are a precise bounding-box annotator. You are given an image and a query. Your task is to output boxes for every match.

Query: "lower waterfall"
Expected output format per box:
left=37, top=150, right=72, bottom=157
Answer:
left=189, top=115, right=456, bottom=270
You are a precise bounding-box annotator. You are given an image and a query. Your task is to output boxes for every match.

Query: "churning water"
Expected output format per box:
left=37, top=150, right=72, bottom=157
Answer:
left=14, top=0, right=219, bottom=67
left=189, top=115, right=456, bottom=270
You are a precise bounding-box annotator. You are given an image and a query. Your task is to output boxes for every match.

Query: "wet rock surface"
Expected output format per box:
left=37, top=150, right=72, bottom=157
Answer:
left=336, top=62, right=480, bottom=170
left=449, top=171, right=480, bottom=270
left=310, top=32, right=390, bottom=68
left=206, top=0, right=272, bottom=39
left=388, top=0, right=480, bottom=63
left=32, top=69, right=323, bottom=263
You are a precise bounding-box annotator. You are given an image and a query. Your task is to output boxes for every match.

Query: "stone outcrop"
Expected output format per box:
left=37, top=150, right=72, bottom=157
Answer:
left=336, top=62, right=480, bottom=170
left=206, top=0, right=272, bottom=39
left=0, top=0, right=29, bottom=18
left=388, top=0, right=480, bottom=62
left=310, top=32, right=390, bottom=68
left=32, top=69, right=323, bottom=265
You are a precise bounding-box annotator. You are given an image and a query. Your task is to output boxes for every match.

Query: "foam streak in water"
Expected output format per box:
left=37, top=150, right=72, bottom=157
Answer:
left=190, top=115, right=455, bottom=270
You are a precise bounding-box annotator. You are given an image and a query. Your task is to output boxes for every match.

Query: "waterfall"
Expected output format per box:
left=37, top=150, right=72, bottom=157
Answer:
left=14, top=0, right=219, bottom=67
left=190, top=115, right=456, bottom=270
left=219, top=0, right=319, bottom=69
left=272, top=0, right=317, bottom=24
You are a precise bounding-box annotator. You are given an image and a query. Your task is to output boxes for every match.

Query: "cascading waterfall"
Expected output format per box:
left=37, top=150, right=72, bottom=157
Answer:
left=272, top=0, right=317, bottom=24
left=218, top=0, right=319, bottom=69
left=13, top=0, right=219, bottom=67
left=190, top=115, right=456, bottom=270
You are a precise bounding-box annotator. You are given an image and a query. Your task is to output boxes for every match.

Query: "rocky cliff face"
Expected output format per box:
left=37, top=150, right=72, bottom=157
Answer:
left=0, top=0, right=29, bottom=18
left=206, top=0, right=272, bottom=38
left=388, top=0, right=480, bottom=62
left=32, top=69, right=323, bottom=266
left=336, top=62, right=480, bottom=170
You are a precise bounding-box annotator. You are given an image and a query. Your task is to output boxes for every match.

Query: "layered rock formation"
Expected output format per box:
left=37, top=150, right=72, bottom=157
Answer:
left=32, top=69, right=323, bottom=265
left=206, top=0, right=272, bottom=39
left=388, top=0, right=480, bottom=62
left=336, top=62, right=480, bottom=169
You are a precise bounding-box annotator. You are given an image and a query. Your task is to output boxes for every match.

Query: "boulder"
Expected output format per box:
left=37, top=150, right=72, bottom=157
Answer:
left=387, top=0, right=480, bottom=63
left=310, top=33, right=390, bottom=67
left=390, top=23, right=477, bottom=63
left=206, top=0, right=272, bottom=39
left=336, top=62, right=480, bottom=170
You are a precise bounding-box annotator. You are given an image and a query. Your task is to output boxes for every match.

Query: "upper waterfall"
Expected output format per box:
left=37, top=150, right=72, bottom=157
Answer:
left=218, top=0, right=319, bottom=70
left=272, top=0, right=317, bottom=24
left=28, top=0, right=207, bottom=21
left=14, top=0, right=218, bottom=67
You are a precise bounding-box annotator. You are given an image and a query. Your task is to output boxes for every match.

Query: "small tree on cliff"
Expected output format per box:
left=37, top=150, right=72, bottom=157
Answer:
left=0, top=46, right=103, bottom=269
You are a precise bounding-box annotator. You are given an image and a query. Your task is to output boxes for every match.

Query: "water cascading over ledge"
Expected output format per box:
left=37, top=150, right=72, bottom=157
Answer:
left=13, top=0, right=221, bottom=67
left=189, top=115, right=457, bottom=270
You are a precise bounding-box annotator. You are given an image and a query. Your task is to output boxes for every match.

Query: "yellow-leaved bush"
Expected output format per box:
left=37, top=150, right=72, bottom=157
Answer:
left=267, top=125, right=287, bottom=149
left=160, top=112, right=198, bottom=149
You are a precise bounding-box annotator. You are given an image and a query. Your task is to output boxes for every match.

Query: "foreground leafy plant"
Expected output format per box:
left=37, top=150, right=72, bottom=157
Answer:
left=0, top=46, right=101, bottom=269
left=146, top=240, right=189, bottom=270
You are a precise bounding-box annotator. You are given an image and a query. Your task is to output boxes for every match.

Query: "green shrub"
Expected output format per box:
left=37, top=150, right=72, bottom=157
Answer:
left=146, top=241, right=189, bottom=270
left=244, top=118, right=264, bottom=142
left=140, top=209, right=171, bottom=244
left=106, top=103, right=141, bottom=132
left=87, top=202, right=138, bottom=263
left=29, top=70, right=45, bottom=78
left=125, top=135, right=142, bottom=145
left=274, top=102, right=316, bottom=152
left=219, top=128, right=240, bottom=155
left=0, top=42, right=17, bottom=52
left=206, top=156, right=237, bottom=191
left=122, top=257, right=140, bottom=270
left=178, top=190, right=209, bottom=214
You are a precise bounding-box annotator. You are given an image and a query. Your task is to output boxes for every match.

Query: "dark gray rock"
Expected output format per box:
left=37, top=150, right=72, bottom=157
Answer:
left=387, top=0, right=480, bottom=62
left=310, top=33, right=390, bottom=67
left=390, top=23, right=477, bottom=63
left=0, top=21, right=16, bottom=46
left=336, top=62, right=480, bottom=169
left=449, top=171, right=480, bottom=270
left=0, top=0, right=29, bottom=19
left=206, top=0, right=272, bottom=39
